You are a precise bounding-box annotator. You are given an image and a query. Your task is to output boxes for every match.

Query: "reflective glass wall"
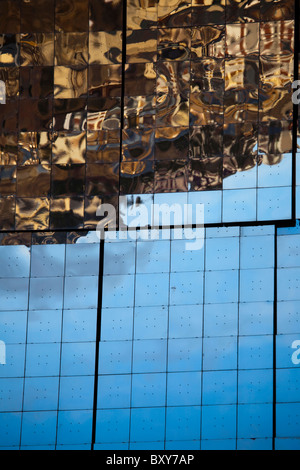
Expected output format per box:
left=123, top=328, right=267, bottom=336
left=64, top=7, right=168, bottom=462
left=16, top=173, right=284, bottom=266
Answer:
left=0, top=0, right=296, bottom=231
left=96, top=226, right=275, bottom=450
left=0, top=231, right=100, bottom=449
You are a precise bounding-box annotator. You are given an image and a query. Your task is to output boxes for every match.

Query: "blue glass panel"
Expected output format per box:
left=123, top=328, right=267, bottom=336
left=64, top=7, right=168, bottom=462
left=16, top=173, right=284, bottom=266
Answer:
left=237, top=404, right=273, bottom=438
left=31, top=245, right=65, bottom=278
left=276, top=334, right=300, bottom=368
left=201, top=405, right=236, bottom=439
left=134, top=306, right=168, bottom=340
left=170, top=272, right=204, bottom=306
left=168, top=305, right=203, bottom=339
left=103, top=241, right=136, bottom=276
left=95, top=409, right=130, bottom=444
left=65, top=243, right=100, bottom=276
left=204, top=303, right=238, bottom=337
left=0, top=344, right=25, bottom=378
left=0, top=246, right=30, bottom=278
left=205, top=237, right=239, bottom=271
left=171, top=239, right=204, bottom=273
left=57, top=410, right=93, bottom=445
left=21, top=411, right=57, bottom=446
left=97, top=374, right=131, bottom=409
left=204, top=271, right=239, bottom=304
left=240, top=235, right=274, bottom=269
left=0, top=311, right=27, bottom=344
left=239, top=268, right=274, bottom=302
left=64, top=276, right=99, bottom=309
left=62, top=309, right=97, bottom=342
left=239, top=302, right=273, bottom=336
left=202, top=371, right=237, bottom=405
left=275, top=438, right=300, bottom=450
left=166, top=406, right=201, bottom=441
left=201, top=439, right=236, bottom=450
left=60, top=342, right=95, bottom=376
left=222, top=189, right=256, bottom=222
left=165, top=440, right=200, bottom=450
left=238, top=369, right=273, bottom=404
left=277, top=234, right=300, bottom=268
left=203, top=337, right=237, bottom=371
left=277, top=268, right=300, bottom=301
left=168, top=338, right=202, bottom=372
left=98, top=341, right=132, bottom=375
left=130, top=442, right=165, bottom=450
left=133, top=339, right=167, bottom=373
left=277, top=369, right=300, bottom=403
left=277, top=301, right=300, bottom=334
left=101, top=307, right=133, bottom=341
left=29, top=277, right=64, bottom=310
left=0, top=278, right=29, bottom=311
left=167, top=372, right=201, bottom=406
left=59, top=376, right=95, bottom=410
left=27, top=310, right=62, bottom=343
left=257, top=187, right=291, bottom=220
left=132, top=373, right=166, bottom=407
left=0, top=378, right=23, bottom=412
left=130, top=407, right=165, bottom=443
left=188, top=191, right=222, bottom=224
left=25, top=343, right=61, bottom=377
left=102, top=274, right=135, bottom=308
left=135, top=273, right=169, bottom=307
left=237, top=438, right=272, bottom=450
left=276, top=403, right=300, bottom=438
left=238, top=335, right=273, bottom=369
left=23, top=377, right=59, bottom=411
left=0, top=412, right=22, bottom=446
left=136, top=240, right=170, bottom=273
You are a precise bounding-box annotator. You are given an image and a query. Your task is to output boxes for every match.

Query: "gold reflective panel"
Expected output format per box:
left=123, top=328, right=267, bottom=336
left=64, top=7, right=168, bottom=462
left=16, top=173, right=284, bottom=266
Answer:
left=52, top=132, right=86, bottom=164
left=89, top=32, right=122, bottom=65
left=54, top=66, right=88, bottom=99
left=226, top=23, right=259, bottom=57
left=191, top=26, right=225, bottom=59
left=127, top=0, right=158, bottom=30
left=55, top=33, right=88, bottom=66
left=19, top=33, right=54, bottom=66
left=0, top=0, right=296, bottom=230
left=15, top=197, right=50, bottom=230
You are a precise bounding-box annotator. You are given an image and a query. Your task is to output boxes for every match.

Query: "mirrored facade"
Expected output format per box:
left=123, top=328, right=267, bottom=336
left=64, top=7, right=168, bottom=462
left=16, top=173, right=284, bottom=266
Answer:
left=0, top=0, right=300, bottom=452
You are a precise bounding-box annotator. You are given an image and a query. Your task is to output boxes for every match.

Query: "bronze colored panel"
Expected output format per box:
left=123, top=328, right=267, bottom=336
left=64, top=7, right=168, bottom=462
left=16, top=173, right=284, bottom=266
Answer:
left=0, top=1, right=20, bottom=34
left=17, top=164, right=51, bottom=197
left=87, top=130, right=120, bottom=164
left=21, top=0, right=55, bottom=33
left=50, top=197, right=84, bottom=229
left=89, top=0, right=123, bottom=32
left=55, top=0, right=89, bottom=33
left=52, top=132, right=86, bottom=164
left=55, top=33, right=88, bottom=66
left=19, top=33, right=54, bottom=66
left=89, top=31, right=122, bottom=65
left=16, top=197, right=50, bottom=230
left=122, top=128, right=155, bottom=162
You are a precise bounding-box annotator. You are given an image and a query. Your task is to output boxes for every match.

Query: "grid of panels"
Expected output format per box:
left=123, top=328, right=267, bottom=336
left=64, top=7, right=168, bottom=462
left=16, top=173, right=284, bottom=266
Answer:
left=96, top=225, right=275, bottom=450
left=0, top=0, right=295, bottom=231
left=0, top=0, right=123, bottom=231
left=0, top=231, right=100, bottom=449
left=276, top=225, right=300, bottom=450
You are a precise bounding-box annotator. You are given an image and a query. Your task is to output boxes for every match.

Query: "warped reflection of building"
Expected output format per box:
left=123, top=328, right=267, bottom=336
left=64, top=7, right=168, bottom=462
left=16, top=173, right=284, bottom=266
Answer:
left=0, top=0, right=300, bottom=452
